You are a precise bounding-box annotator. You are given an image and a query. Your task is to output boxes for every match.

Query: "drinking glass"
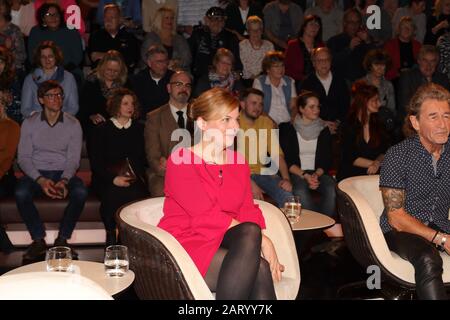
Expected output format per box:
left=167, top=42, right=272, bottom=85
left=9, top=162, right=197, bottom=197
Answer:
left=283, top=196, right=302, bottom=224
left=46, top=246, right=73, bottom=272
left=104, top=245, right=129, bottom=277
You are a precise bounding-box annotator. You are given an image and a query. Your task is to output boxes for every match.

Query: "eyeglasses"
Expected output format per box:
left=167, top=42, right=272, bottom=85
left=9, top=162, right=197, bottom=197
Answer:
left=44, top=93, right=64, bottom=99
left=44, top=12, right=60, bottom=18
left=170, top=81, right=192, bottom=88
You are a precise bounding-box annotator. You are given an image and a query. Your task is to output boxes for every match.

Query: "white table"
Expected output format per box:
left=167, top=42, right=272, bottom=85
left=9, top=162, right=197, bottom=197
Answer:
left=289, top=209, right=335, bottom=231
left=3, top=260, right=135, bottom=296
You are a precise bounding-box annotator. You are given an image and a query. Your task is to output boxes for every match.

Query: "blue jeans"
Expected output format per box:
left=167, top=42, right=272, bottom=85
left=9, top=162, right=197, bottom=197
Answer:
left=15, top=170, right=88, bottom=240
left=291, top=173, right=336, bottom=217
left=251, top=174, right=293, bottom=208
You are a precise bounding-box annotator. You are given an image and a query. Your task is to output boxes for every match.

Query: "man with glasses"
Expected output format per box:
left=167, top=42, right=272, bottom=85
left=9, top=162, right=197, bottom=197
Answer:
left=144, top=71, right=194, bottom=196
left=130, top=44, right=174, bottom=121
left=189, top=6, right=242, bottom=78
left=15, top=80, right=87, bottom=261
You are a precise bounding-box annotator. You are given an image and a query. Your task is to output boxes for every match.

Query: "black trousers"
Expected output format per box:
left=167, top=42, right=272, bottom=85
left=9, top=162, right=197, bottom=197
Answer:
left=384, top=229, right=448, bottom=300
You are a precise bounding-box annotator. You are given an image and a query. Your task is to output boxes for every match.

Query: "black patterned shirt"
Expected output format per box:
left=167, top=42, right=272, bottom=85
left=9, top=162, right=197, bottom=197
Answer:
left=379, top=135, right=450, bottom=233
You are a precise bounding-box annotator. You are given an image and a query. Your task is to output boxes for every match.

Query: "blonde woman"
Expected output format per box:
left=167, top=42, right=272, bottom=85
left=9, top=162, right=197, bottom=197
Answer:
left=158, top=87, right=284, bottom=299
left=141, top=6, right=191, bottom=70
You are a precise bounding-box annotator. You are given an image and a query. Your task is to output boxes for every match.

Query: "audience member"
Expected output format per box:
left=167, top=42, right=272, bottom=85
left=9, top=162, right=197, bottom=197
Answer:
left=239, top=15, right=274, bottom=86
left=285, top=14, right=324, bottom=89
left=302, top=47, right=349, bottom=134
left=337, top=81, right=391, bottom=181
left=237, top=88, right=294, bottom=208
left=141, top=6, right=191, bottom=71
left=0, top=45, right=22, bottom=123
left=356, top=0, right=392, bottom=46
left=278, top=90, right=335, bottom=218
left=424, top=0, right=450, bottom=45
left=304, top=0, right=343, bottom=42
left=391, top=0, right=426, bottom=43
left=159, top=87, right=283, bottom=299
left=437, top=30, right=450, bottom=81
left=0, top=0, right=25, bottom=73
left=144, top=70, right=194, bottom=197
left=130, top=44, right=173, bottom=121
left=263, top=0, right=303, bottom=50
left=253, top=51, right=296, bottom=125
left=88, top=4, right=140, bottom=72
left=28, top=3, right=83, bottom=82
left=96, top=0, right=141, bottom=28
left=397, top=45, right=450, bottom=124
left=193, top=48, right=244, bottom=98
left=9, top=0, right=36, bottom=37
left=142, top=0, right=177, bottom=33
left=90, top=88, right=149, bottom=246
left=384, top=16, right=421, bottom=81
left=16, top=80, right=87, bottom=261
left=225, top=0, right=263, bottom=41
left=21, top=41, right=78, bottom=118
left=327, top=8, right=374, bottom=83
left=189, top=6, right=241, bottom=78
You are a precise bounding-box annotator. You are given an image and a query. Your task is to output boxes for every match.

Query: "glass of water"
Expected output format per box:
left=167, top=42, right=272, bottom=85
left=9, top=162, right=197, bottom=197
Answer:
left=104, top=245, right=129, bottom=277
left=283, top=196, right=302, bottom=225
left=46, top=246, right=73, bottom=272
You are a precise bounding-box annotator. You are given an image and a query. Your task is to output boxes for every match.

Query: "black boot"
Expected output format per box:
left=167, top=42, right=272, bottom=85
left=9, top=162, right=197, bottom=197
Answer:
left=0, top=225, right=13, bottom=254
left=106, top=230, right=117, bottom=247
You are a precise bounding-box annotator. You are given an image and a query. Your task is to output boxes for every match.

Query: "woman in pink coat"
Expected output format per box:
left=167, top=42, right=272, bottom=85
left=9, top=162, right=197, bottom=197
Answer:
left=158, top=87, right=284, bottom=299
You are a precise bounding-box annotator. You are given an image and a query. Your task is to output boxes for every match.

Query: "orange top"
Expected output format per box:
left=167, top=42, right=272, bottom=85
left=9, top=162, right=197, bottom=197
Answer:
left=0, top=118, right=20, bottom=178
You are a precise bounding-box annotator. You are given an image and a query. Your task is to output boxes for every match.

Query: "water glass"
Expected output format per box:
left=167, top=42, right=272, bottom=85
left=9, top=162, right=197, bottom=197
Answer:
left=284, top=196, right=302, bottom=224
left=104, top=245, right=129, bottom=277
left=46, top=246, right=73, bottom=272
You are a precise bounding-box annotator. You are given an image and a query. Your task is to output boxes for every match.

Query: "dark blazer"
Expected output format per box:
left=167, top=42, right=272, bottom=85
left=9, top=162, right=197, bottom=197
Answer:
left=301, top=72, right=350, bottom=123
left=278, top=121, right=332, bottom=173
left=225, top=3, right=263, bottom=36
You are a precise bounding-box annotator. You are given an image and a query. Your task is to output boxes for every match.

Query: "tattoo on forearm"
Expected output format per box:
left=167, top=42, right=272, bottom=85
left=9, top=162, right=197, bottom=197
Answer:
left=380, top=188, right=405, bottom=212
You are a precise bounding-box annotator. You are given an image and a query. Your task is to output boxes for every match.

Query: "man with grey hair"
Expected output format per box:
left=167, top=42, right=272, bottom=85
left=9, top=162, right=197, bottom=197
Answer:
left=397, top=45, right=450, bottom=126
left=130, top=44, right=174, bottom=120
left=144, top=70, right=194, bottom=196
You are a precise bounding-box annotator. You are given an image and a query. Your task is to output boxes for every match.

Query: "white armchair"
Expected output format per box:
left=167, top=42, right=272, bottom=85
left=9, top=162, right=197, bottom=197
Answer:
left=117, top=197, right=300, bottom=300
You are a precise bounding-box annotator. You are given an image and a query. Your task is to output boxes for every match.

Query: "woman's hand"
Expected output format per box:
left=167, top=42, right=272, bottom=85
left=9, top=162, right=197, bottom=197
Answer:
left=251, top=179, right=264, bottom=200
left=367, top=160, right=380, bottom=175
left=89, top=114, right=106, bottom=125
left=113, top=176, right=132, bottom=187
left=261, top=234, right=284, bottom=282
left=304, top=173, right=319, bottom=190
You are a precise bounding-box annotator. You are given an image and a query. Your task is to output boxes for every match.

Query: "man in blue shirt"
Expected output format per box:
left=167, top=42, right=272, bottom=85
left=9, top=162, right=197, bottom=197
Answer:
left=379, top=83, right=450, bottom=300
left=15, top=81, right=87, bottom=261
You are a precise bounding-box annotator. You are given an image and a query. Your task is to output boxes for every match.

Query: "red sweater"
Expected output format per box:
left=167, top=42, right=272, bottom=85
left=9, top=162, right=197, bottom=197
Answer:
left=383, top=38, right=421, bottom=80
left=158, top=148, right=266, bottom=276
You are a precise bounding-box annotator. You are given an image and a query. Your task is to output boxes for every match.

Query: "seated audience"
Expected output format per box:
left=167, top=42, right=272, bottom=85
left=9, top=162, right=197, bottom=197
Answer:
left=424, top=0, right=450, bottom=45
left=189, top=6, right=241, bottom=78
left=252, top=51, right=296, bottom=125
left=302, top=47, right=349, bottom=134
left=88, top=4, right=140, bottom=72
left=79, top=50, right=128, bottom=145
left=384, top=16, right=421, bottom=81
left=397, top=45, right=450, bottom=124
left=356, top=0, right=392, bottom=46
left=193, top=48, right=244, bottom=98
left=21, top=40, right=78, bottom=118
left=337, top=81, right=391, bottom=181
left=90, top=88, right=149, bottom=246
left=96, top=0, right=142, bottom=28
left=225, top=0, right=263, bottom=41
left=285, top=14, right=324, bottom=90
left=304, top=0, right=343, bottom=42
left=263, top=0, right=303, bottom=50
left=28, top=3, right=83, bottom=82
left=141, top=6, right=191, bottom=71
left=237, top=88, right=293, bottom=208
left=239, top=15, right=274, bottom=86
left=142, top=0, right=177, bottom=33
left=130, top=44, right=173, bottom=121
left=0, top=45, right=22, bottom=123
left=391, top=0, right=426, bottom=43
left=9, top=0, right=36, bottom=37
left=15, top=80, right=87, bottom=261
left=159, top=87, right=283, bottom=299
left=145, top=70, right=194, bottom=197
left=0, top=89, right=18, bottom=253
left=278, top=90, right=335, bottom=218
left=379, top=83, right=450, bottom=300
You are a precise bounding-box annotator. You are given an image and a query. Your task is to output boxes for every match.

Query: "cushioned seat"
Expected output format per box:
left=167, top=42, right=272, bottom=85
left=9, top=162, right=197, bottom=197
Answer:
left=117, top=197, right=300, bottom=300
left=337, top=175, right=450, bottom=291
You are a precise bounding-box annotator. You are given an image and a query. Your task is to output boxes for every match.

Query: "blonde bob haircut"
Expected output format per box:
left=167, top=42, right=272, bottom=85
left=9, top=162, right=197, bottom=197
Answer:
left=188, top=87, right=239, bottom=122
left=151, top=6, right=177, bottom=35
left=95, top=50, right=128, bottom=85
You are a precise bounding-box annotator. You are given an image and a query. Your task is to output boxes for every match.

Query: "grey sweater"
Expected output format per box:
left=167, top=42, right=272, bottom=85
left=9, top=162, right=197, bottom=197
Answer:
left=18, top=111, right=82, bottom=181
